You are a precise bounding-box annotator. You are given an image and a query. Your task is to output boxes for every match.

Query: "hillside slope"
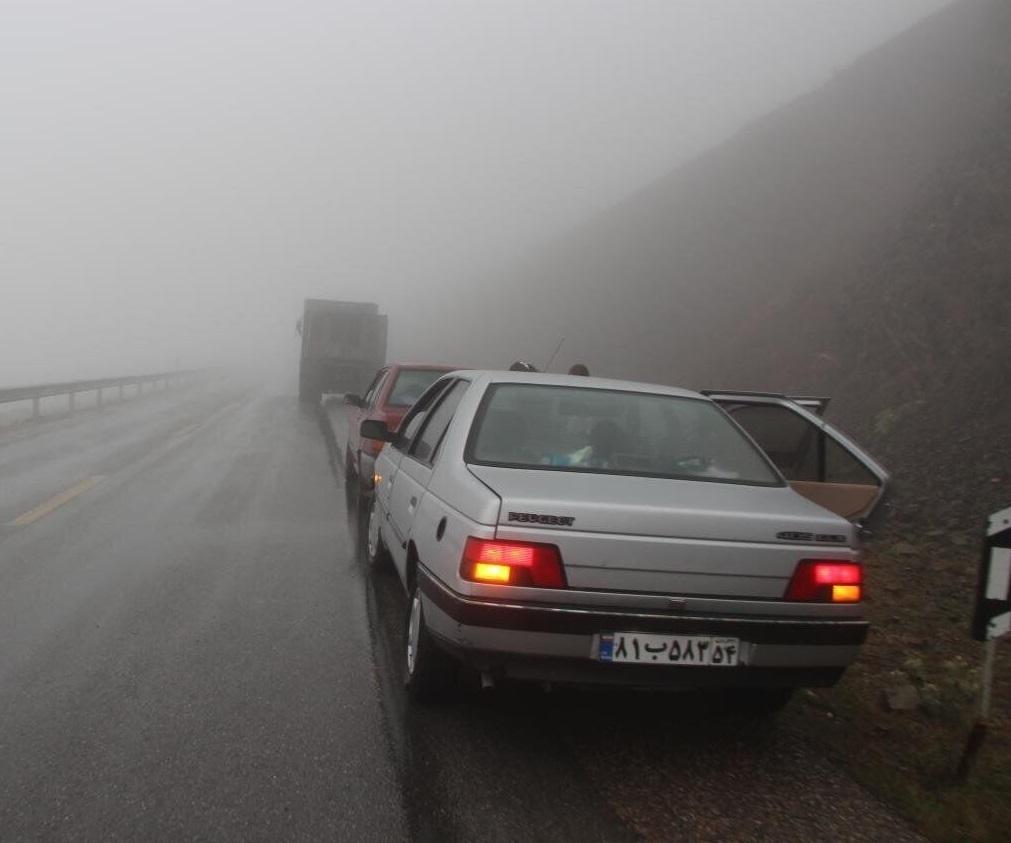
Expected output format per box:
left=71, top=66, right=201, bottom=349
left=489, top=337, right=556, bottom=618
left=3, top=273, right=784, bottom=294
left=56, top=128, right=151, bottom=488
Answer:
left=748, top=97, right=1011, bottom=532
left=461, top=0, right=1011, bottom=529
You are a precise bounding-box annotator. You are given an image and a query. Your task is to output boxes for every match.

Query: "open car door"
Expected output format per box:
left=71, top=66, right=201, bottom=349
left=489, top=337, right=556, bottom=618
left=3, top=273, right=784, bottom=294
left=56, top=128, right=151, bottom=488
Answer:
left=704, top=391, right=889, bottom=525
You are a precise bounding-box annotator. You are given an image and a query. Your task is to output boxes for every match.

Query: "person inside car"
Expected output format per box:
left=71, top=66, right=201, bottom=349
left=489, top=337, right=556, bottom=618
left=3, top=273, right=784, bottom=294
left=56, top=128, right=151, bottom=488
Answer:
left=565, top=419, right=623, bottom=468
left=568, top=363, right=590, bottom=376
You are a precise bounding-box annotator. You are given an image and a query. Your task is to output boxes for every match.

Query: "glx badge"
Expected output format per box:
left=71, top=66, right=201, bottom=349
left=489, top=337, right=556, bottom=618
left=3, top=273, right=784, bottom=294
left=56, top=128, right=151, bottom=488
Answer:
left=508, top=511, right=575, bottom=527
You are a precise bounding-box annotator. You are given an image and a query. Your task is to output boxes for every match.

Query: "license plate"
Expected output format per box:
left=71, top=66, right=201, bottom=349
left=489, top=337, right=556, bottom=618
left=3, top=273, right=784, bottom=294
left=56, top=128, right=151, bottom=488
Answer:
left=598, top=633, right=740, bottom=666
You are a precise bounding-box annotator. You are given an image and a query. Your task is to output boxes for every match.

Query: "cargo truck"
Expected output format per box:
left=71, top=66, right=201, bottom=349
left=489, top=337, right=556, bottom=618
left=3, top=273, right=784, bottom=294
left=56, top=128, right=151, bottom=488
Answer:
left=298, top=299, right=387, bottom=403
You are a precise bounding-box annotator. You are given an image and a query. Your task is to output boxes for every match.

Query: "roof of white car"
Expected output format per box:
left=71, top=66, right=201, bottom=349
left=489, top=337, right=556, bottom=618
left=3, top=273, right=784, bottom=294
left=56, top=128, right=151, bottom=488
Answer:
left=448, top=370, right=705, bottom=400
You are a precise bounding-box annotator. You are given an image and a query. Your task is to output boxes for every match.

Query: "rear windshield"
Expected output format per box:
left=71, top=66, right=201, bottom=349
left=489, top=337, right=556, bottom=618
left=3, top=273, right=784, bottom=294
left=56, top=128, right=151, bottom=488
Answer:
left=468, top=384, right=781, bottom=486
left=387, top=369, right=447, bottom=407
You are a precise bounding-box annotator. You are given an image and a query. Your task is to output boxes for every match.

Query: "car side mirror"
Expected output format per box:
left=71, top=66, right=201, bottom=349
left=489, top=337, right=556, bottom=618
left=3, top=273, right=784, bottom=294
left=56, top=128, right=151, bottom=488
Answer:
left=344, top=393, right=364, bottom=408
left=360, top=419, right=395, bottom=442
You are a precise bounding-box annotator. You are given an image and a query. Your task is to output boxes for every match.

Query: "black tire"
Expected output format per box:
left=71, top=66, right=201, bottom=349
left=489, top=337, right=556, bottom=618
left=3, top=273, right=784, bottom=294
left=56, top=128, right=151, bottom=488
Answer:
left=298, top=376, right=317, bottom=404
left=344, top=449, right=357, bottom=491
left=298, top=364, right=322, bottom=404
left=344, top=451, right=361, bottom=524
left=404, top=582, right=457, bottom=703
left=364, top=496, right=392, bottom=571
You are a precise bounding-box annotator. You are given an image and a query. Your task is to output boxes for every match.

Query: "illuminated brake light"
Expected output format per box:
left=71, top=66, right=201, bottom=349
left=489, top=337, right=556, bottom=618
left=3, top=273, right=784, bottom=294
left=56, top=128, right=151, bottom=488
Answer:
left=472, top=563, right=512, bottom=583
left=812, top=564, right=861, bottom=585
left=475, top=542, right=534, bottom=566
left=831, top=584, right=861, bottom=602
left=785, top=560, right=863, bottom=602
left=460, top=537, right=566, bottom=588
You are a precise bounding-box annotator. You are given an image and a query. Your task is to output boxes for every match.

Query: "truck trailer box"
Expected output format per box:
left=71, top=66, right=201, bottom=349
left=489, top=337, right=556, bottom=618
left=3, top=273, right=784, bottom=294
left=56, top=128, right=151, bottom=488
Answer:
left=298, top=299, right=387, bottom=402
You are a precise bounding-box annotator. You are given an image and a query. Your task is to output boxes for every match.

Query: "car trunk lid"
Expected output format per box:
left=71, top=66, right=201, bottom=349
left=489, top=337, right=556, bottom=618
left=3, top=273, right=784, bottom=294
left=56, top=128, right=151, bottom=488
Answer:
left=467, top=464, right=855, bottom=599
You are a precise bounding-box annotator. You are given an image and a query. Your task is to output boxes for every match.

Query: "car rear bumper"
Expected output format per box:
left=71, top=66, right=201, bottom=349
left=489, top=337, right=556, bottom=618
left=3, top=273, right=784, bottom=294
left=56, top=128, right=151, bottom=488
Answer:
left=419, top=567, right=867, bottom=688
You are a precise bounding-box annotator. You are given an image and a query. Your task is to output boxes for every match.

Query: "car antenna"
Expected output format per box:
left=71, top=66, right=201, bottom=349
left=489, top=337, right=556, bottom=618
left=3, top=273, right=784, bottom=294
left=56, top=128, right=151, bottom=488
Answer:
left=543, top=337, right=565, bottom=372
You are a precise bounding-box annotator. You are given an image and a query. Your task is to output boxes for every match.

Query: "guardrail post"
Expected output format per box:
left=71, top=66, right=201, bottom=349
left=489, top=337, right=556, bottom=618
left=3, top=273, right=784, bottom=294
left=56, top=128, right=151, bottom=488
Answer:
left=118, top=384, right=124, bottom=401
left=97, top=387, right=103, bottom=407
left=68, top=392, right=75, bottom=415
left=32, top=396, right=40, bottom=420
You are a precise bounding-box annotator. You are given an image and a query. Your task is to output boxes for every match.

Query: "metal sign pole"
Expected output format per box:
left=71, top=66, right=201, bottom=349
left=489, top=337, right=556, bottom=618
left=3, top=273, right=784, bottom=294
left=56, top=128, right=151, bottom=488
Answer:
left=979, top=638, right=996, bottom=722
left=958, top=506, right=1010, bottom=781
left=957, top=638, right=998, bottom=781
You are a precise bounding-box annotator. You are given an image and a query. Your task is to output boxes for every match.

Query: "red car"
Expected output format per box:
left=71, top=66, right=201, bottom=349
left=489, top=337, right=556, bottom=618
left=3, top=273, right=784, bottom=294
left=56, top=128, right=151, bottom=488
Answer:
left=344, top=363, right=458, bottom=496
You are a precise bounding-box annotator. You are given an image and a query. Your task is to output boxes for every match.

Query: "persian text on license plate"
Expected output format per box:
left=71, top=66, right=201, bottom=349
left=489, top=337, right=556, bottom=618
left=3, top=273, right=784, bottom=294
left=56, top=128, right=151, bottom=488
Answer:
left=598, top=633, right=740, bottom=666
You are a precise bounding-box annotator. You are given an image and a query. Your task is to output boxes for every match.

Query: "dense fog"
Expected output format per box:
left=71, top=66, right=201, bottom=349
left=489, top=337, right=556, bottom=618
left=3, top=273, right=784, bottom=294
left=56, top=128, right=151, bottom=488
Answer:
left=1, top=0, right=952, bottom=387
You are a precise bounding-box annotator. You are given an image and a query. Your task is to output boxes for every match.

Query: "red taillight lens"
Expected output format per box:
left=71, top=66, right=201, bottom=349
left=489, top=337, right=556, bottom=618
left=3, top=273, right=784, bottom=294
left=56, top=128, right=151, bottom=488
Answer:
left=460, top=537, right=567, bottom=588
left=362, top=436, right=385, bottom=457
left=785, top=560, right=862, bottom=602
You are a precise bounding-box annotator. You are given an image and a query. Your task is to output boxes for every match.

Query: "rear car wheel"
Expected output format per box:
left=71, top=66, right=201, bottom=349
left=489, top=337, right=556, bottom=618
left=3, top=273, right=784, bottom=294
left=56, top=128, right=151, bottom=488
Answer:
left=404, top=583, right=456, bottom=702
left=344, top=449, right=357, bottom=492
left=365, top=497, right=391, bottom=571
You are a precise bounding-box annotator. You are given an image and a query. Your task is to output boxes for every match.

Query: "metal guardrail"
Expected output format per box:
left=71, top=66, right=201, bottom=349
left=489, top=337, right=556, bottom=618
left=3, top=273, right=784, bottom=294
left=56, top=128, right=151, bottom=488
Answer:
left=0, top=370, right=200, bottom=420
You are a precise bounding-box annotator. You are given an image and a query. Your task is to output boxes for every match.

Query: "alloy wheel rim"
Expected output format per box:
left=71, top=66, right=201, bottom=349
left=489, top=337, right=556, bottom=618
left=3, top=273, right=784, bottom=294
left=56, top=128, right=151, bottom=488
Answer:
left=407, top=594, right=421, bottom=676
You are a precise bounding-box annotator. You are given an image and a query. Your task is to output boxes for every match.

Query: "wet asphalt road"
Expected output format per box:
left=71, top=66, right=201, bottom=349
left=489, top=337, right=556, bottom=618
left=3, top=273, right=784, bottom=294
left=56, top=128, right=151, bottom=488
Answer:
left=0, top=380, right=923, bottom=841
left=0, top=381, right=407, bottom=840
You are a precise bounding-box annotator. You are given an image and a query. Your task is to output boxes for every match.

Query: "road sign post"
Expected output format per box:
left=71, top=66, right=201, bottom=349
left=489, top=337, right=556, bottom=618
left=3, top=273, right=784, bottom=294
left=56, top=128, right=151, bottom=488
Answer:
left=957, top=506, right=1010, bottom=781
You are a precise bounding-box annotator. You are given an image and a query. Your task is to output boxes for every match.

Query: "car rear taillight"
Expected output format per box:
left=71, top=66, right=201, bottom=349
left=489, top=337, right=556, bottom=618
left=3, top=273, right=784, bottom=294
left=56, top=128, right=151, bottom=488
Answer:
left=460, top=537, right=567, bottom=588
left=362, top=436, right=385, bottom=457
left=785, top=560, right=862, bottom=603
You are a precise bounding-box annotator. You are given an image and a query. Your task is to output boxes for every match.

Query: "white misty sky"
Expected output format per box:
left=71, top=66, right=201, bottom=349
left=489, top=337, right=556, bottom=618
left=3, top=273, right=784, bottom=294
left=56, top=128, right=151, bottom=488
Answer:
left=0, top=0, right=952, bottom=384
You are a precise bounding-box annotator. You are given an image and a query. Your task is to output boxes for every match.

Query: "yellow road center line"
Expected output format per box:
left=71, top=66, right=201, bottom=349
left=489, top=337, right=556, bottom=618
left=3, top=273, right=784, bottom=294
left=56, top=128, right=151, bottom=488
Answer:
left=8, top=476, right=105, bottom=527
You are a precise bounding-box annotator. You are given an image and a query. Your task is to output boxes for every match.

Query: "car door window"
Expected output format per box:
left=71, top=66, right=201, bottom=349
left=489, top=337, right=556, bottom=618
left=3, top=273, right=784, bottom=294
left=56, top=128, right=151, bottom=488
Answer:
left=824, top=435, right=879, bottom=485
left=724, top=404, right=819, bottom=481
left=394, top=378, right=453, bottom=452
left=387, top=368, right=450, bottom=408
left=363, top=370, right=388, bottom=409
left=717, top=399, right=887, bottom=522
left=409, top=380, right=468, bottom=465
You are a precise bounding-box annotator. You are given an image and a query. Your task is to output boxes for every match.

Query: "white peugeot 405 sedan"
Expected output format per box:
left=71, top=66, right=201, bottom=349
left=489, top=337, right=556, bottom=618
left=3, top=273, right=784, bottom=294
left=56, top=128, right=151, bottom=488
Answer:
left=360, top=371, right=888, bottom=709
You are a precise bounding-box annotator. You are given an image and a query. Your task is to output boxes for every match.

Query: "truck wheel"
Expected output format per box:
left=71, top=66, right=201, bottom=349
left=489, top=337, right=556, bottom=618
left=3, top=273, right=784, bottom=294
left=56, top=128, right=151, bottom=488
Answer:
left=298, top=367, right=319, bottom=404
left=404, top=583, right=456, bottom=703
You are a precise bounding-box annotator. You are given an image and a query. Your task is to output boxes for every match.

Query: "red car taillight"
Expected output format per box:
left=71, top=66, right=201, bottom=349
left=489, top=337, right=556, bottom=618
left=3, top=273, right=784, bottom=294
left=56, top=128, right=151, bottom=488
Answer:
left=460, top=537, right=567, bottom=588
left=785, top=560, right=862, bottom=603
left=362, top=436, right=385, bottom=457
